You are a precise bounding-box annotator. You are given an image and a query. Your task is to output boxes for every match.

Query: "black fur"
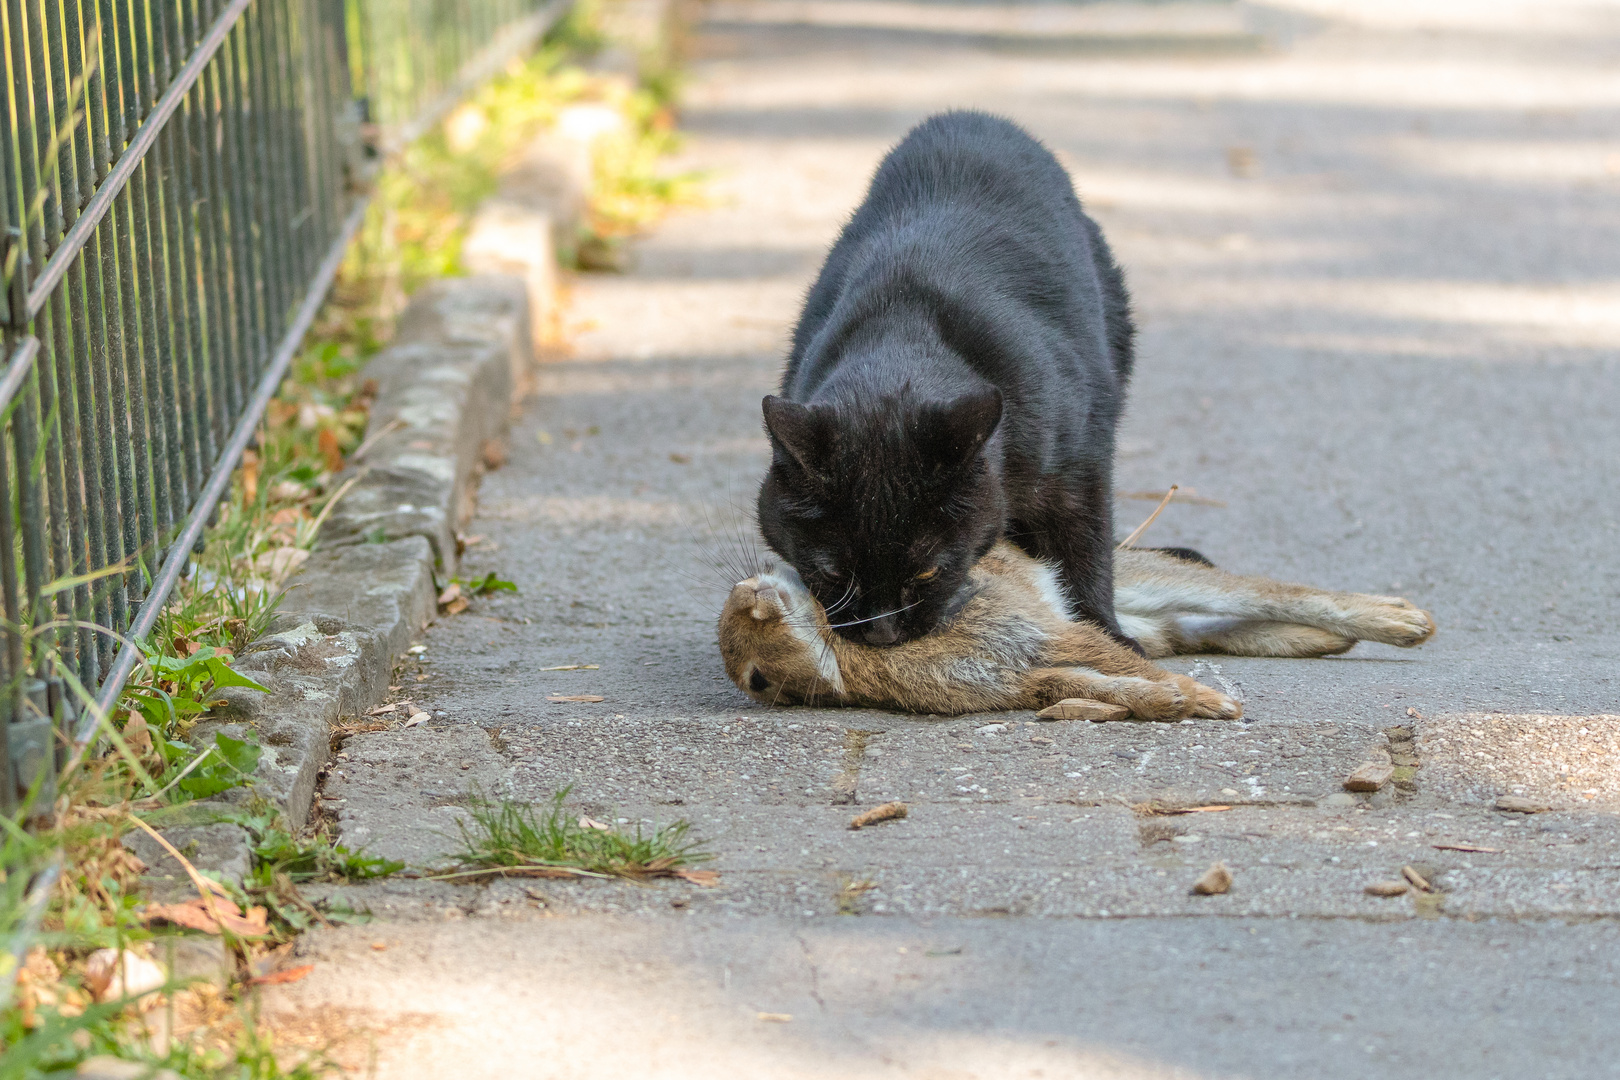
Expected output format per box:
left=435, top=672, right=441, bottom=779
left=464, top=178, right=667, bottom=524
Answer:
left=1140, top=546, right=1217, bottom=568
left=757, top=111, right=1137, bottom=648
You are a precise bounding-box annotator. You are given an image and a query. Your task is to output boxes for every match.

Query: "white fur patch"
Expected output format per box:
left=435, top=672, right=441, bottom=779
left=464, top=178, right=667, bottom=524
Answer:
left=1174, top=614, right=1250, bottom=640
left=757, top=563, right=845, bottom=696
left=1029, top=559, right=1074, bottom=620
left=1115, top=579, right=1224, bottom=617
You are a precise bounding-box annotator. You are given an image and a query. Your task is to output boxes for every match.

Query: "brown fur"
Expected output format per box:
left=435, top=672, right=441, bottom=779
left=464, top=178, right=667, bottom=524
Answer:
left=718, top=542, right=1435, bottom=719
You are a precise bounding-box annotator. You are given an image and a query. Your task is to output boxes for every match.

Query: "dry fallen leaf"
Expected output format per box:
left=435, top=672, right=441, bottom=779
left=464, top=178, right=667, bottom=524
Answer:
left=442, top=596, right=469, bottom=615
left=404, top=712, right=430, bottom=727
left=368, top=703, right=398, bottom=715
left=849, top=802, right=908, bottom=830
left=249, top=964, right=315, bottom=986
left=1406, top=707, right=1423, bottom=719
left=672, top=869, right=720, bottom=887
left=578, top=816, right=613, bottom=831
left=1365, top=880, right=1409, bottom=897
left=548, top=694, right=605, bottom=703
left=143, top=895, right=269, bottom=937
left=539, top=664, right=600, bottom=671
left=757, top=1013, right=793, bottom=1023
left=1401, top=865, right=1434, bottom=892
left=437, top=583, right=462, bottom=606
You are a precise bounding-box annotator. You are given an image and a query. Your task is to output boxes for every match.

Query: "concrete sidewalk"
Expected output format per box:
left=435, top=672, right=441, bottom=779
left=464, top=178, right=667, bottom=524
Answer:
left=271, top=2, right=1620, bottom=1075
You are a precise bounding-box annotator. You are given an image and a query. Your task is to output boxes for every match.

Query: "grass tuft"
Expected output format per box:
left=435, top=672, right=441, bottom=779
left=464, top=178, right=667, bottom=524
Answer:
left=441, top=790, right=709, bottom=881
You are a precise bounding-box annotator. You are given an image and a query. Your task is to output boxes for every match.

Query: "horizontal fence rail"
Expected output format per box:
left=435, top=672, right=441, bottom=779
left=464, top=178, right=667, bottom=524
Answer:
left=0, top=0, right=565, bottom=816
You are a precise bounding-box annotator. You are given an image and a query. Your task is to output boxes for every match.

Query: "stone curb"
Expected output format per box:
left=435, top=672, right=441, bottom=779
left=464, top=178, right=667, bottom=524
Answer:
left=130, top=274, right=536, bottom=884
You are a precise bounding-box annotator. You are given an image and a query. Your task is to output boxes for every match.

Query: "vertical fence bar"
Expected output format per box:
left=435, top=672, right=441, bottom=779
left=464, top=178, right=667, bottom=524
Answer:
left=4, top=0, right=562, bottom=814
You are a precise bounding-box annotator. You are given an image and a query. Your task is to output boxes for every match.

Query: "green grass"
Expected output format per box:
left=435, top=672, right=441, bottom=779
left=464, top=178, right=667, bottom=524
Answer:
left=441, top=790, right=710, bottom=881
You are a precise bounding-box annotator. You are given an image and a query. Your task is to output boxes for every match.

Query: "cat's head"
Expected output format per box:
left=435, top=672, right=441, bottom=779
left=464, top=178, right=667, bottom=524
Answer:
left=755, top=387, right=1004, bottom=646
left=716, top=560, right=846, bottom=706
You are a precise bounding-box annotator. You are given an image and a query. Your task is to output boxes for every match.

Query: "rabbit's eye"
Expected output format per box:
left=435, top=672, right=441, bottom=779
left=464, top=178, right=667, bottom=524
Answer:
left=748, top=669, right=770, bottom=693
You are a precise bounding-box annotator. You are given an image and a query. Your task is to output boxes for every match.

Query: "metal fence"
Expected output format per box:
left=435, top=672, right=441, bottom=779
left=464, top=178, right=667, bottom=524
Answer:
left=0, top=0, right=566, bottom=813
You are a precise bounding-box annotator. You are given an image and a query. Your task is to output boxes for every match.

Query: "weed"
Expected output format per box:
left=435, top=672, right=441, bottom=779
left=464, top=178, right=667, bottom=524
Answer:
left=456, top=572, right=518, bottom=597
left=441, top=790, right=709, bottom=881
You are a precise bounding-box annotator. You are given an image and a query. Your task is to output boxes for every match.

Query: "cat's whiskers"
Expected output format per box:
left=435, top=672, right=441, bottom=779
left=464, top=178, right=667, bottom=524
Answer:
left=823, top=600, right=923, bottom=631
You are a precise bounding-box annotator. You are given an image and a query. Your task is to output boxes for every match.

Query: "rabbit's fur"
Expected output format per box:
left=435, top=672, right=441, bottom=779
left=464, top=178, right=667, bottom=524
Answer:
left=718, top=542, right=1434, bottom=718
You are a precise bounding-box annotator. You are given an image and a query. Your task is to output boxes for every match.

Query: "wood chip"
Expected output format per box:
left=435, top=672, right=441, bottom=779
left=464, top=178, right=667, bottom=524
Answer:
left=1402, top=865, right=1433, bottom=892
left=1192, top=861, right=1232, bottom=895
left=1365, top=880, right=1410, bottom=897
left=1433, top=843, right=1501, bottom=854
left=849, top=802, right=909, bottom=830
left=1343, top=761, right=1395, bottom=792
left=1495, top=795, right=1549, bottom=814
left=548, top=694, right=605, bottom=703
left=1036, top=698, right=1131, bottom=722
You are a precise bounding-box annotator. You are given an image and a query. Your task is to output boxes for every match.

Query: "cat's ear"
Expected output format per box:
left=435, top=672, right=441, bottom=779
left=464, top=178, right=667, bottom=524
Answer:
left=762, top=396, right=829, bottom=480
left=925, top=387, right=1002, bottom=472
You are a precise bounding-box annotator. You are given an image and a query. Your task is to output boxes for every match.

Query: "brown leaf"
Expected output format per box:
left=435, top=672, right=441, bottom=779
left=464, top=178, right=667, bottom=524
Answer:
left=143, top=895, right=270, bottom=937
left=849, top=802, right=908, bottom=830
left=317, top=427, right=344, bottom=472
left=368, top=703, right=398, bottom=715
left=122, top=715, right=153, bottom=757
left=672, top=869, right=720, bottom=887
left=548, top=694, right=605, bottom=703
left=578, top=816, right=612, bottom=831
left=1406, top=707, right=1423, bottom=719
left=1365, top=880, right=1409, bottom=898
left=269, top=506, right=311, bottom=526
left=249, top=964, right=315, bottom=986
left=442, top=596, right=469, bottom=615
left=437, top=583, right=462, bottom=606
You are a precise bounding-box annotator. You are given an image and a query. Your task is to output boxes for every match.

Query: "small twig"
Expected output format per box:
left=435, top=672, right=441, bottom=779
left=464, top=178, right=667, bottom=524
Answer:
left=306, top=468, right=368, bottom=537
left=1117, top=484, right=1179, bottom=550
left=126, top=814, right=234, bottom=937
left=350, top=416, right=406, bottom=462
left=142, top=744, right=218, bottom=802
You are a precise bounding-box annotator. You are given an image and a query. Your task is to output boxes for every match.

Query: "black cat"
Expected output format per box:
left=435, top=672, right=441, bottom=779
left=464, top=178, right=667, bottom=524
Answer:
left=757, top=110, right=1136, bottom=648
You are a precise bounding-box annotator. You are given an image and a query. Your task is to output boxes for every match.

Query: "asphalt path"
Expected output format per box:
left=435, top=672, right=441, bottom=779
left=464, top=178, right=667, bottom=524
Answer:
left=272, top=3, right=1620, bottom=1075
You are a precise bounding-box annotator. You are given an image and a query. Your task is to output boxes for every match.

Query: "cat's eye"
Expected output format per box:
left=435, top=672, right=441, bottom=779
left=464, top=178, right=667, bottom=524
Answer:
left=914, top=566, right=939, bottom=581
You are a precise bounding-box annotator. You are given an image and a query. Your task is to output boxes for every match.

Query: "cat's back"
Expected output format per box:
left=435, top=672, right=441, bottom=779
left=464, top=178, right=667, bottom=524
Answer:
left=859, top=111, right=1078, bottom=221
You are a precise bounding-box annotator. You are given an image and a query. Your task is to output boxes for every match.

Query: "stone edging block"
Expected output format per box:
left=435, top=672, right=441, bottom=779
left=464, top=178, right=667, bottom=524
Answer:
left=159, top=274, right=531, bottom=853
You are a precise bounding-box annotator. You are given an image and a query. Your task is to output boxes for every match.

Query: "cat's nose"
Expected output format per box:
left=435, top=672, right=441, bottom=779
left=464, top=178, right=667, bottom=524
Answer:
left=862, top=617, right=901, bottom=646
